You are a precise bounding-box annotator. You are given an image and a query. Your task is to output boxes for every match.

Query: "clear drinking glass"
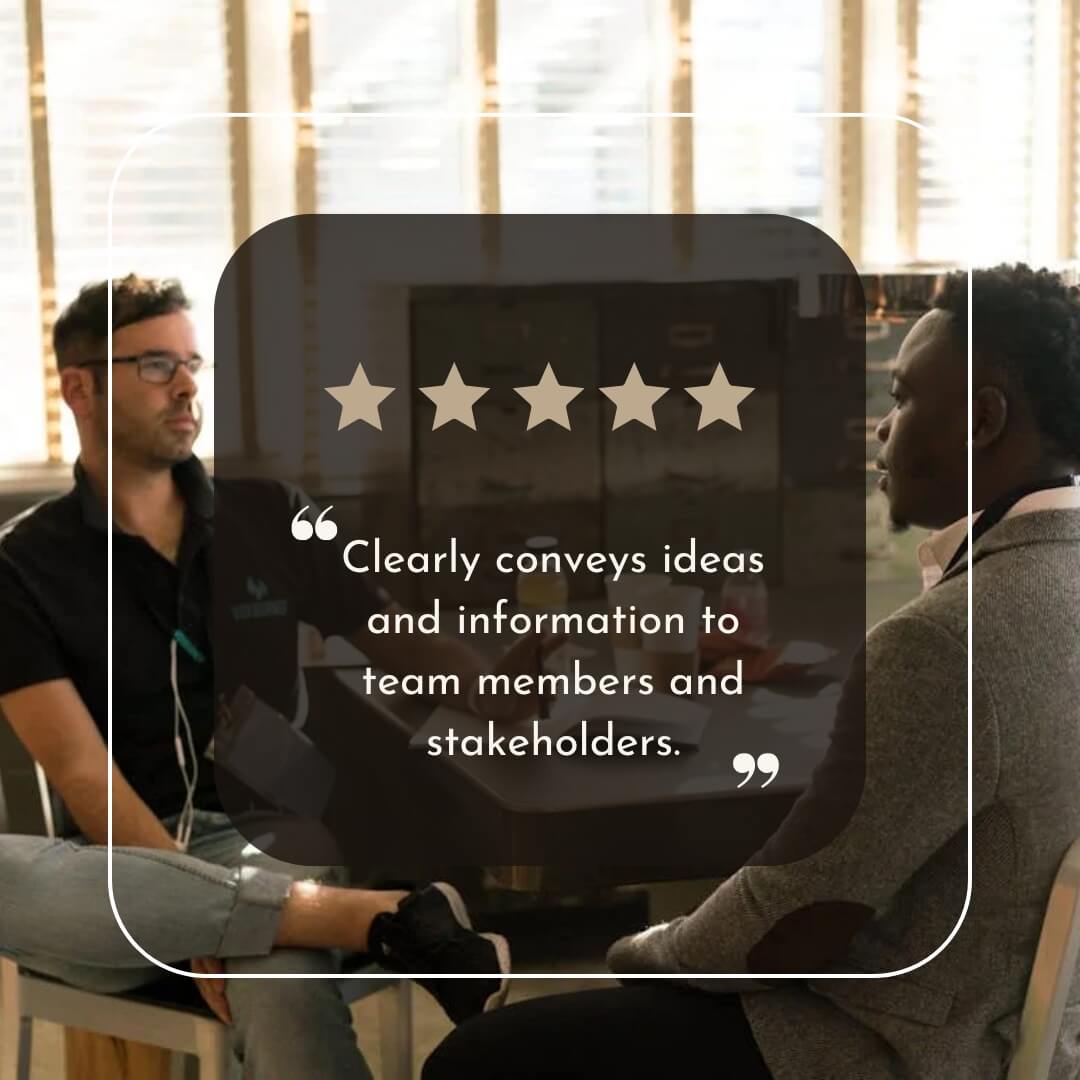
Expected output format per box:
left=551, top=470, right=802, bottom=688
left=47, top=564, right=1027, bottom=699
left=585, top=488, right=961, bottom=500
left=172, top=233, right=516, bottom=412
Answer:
left=720, top=551, right=769, bottom=647
left=515, top=535, right=568, bottom=613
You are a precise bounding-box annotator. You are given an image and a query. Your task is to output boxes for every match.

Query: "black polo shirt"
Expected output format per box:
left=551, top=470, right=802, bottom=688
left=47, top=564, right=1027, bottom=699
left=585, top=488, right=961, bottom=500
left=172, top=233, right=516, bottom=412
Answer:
left=0, top=456, right=389, bottom=820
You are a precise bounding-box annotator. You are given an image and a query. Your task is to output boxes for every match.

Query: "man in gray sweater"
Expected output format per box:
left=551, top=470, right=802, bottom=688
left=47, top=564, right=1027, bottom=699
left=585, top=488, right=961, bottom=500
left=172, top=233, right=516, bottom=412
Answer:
left=423, top=264, right=1080, bottom=1079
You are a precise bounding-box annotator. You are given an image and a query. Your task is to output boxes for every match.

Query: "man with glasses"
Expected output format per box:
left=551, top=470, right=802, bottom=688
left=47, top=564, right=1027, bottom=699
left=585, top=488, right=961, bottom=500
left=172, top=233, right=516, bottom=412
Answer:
left=0, top=274, right=548, bottom=1078
left=77, top=347, right=209, bottom=383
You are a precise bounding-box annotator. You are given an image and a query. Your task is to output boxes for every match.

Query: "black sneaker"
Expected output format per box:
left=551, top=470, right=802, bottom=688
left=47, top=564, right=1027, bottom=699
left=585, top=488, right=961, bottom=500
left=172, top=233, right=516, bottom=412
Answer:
left=367, top=881, right=510, bottom=1024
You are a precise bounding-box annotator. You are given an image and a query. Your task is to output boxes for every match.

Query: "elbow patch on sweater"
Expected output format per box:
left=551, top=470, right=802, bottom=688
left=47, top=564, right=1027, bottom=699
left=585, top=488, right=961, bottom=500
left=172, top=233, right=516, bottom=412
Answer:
left=747, top=900, right=875, bottom=972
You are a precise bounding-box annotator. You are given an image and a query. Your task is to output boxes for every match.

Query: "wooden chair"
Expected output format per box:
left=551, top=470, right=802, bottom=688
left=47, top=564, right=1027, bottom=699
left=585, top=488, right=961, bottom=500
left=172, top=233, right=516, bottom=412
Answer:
left=1, top=959, right=412, bottom=1080
left=0, top=713, right=414, bottom=1080
left=1007, top=837, right=1080, bottom=1080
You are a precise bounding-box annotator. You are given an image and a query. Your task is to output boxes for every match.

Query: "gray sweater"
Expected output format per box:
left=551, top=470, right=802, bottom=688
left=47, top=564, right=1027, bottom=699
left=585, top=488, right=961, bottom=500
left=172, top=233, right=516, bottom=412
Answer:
left=608, top=510, right=1080, bottom=1080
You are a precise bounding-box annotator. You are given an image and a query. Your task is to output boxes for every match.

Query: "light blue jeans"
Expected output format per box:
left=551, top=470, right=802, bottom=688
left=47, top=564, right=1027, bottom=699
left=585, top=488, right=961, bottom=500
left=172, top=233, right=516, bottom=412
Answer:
left=0, top=810, right=374, bottom=1079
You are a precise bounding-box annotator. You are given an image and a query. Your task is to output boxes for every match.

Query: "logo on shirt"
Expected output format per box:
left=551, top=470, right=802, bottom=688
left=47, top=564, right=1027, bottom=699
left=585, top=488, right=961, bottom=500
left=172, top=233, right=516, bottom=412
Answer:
left=247, top=576, right=270, bottom=601
left=231, top=577, right=288, bottom=621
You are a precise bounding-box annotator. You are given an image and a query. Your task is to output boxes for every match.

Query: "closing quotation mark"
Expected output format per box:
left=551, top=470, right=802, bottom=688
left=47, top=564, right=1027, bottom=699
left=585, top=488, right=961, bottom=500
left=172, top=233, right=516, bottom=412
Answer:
left=733, top=752, right=780, bottom=789
left=291, top=505, right=338, bottom=541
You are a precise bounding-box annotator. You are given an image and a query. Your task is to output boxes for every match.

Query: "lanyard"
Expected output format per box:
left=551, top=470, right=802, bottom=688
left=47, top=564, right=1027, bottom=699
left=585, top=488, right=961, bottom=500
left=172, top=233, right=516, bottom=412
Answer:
left=942, top=474, right=1078, bottom=578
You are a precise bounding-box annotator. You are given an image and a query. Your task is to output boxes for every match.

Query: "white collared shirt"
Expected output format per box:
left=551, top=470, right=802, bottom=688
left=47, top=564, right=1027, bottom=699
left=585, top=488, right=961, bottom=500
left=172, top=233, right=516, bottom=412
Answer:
left=917, top=485, right=1080, bottom=593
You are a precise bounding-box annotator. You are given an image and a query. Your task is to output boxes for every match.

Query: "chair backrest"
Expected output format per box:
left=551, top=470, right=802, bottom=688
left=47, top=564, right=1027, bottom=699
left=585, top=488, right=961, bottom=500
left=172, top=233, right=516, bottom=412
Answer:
left=0, top=707, right=53, bottom=837
left=1008, top=837, right=1080, bottom=1080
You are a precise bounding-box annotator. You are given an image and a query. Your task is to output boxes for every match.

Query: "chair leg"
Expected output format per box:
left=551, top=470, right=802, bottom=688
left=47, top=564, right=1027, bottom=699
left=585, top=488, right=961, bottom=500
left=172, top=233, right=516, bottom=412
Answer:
left=193, top=1022, right=230, bottom=1080
left=0, top=960, right=23, bottom=1080
left=169, top=1052, right=199, bottom=1080
left=16, top=1018, right=31, bottom=1080
left=377, top=981, right=413, bottom=1080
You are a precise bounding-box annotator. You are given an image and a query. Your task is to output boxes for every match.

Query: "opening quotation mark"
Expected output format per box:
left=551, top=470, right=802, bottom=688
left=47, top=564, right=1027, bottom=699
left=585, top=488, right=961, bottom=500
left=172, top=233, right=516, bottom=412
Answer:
left=291, top=505, right=338, bottom=541
left=733, top=752, right=780, bottom=788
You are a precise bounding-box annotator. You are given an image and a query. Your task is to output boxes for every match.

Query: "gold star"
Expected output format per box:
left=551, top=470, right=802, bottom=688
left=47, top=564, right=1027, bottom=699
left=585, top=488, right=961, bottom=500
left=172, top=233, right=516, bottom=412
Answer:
left=600, top=364, right=668, bottom=431
left=324, top=362, right=395, bottom=431
left=686, top=363, right=755, bottom=431
left=419, top=363, right=489, bottom=431
left=514, top=364, right=584, bottom=431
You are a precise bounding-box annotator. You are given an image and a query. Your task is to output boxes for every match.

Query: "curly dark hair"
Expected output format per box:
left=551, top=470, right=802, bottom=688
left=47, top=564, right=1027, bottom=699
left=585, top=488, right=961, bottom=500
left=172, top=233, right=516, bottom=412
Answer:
left=53, top=274, right=190, bottom=371
left=933, top=263, right=1080, bottom=461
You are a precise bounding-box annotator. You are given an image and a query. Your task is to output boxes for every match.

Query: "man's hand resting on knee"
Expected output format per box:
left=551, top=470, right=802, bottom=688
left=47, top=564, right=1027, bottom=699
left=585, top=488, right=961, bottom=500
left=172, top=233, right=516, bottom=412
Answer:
left=191, top=956, right=232, bottom=1023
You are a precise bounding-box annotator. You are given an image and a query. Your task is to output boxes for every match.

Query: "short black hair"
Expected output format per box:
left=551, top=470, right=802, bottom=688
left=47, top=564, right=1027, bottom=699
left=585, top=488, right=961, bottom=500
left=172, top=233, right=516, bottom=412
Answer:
left=53, top=274, right=190, bottom=370
left=933, top=263, right=1080, bottom=460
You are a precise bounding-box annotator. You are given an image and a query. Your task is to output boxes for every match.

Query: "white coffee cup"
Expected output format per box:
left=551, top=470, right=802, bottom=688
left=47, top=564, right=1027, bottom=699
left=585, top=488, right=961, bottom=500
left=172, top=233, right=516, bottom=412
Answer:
left=640, top=585, right=704, bottom=692
left=604, top=572, right=670, bottom=676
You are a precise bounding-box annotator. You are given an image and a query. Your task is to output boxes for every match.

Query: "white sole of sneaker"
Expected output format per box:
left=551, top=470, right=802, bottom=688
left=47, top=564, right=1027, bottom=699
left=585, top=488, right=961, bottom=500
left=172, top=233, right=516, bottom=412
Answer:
left=433, top=883, right=512, bottom=1010
left=432, top=882, right=474, bottom=930
left=480, top=932, right=511, bottom=1012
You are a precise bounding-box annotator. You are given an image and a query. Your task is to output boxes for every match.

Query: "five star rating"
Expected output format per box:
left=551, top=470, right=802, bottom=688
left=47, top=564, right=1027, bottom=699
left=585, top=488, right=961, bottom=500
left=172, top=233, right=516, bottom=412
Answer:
left=325, top=361, right=754, bottom=434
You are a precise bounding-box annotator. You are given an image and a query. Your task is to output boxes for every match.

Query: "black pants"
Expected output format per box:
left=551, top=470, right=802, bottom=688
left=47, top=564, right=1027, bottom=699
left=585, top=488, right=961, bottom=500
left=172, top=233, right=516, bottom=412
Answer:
left=422, top=985, right=774, bottom=1080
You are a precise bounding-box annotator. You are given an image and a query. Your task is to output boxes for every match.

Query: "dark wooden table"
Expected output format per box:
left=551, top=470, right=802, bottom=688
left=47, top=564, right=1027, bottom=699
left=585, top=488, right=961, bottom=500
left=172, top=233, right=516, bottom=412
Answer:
left=310, top=585, right=864, bottom=891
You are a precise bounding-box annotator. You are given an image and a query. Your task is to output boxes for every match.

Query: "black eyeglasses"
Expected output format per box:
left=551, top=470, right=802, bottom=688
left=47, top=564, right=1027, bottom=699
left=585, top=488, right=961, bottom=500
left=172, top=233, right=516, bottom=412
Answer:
left=77, top=351, right=211, bottom=385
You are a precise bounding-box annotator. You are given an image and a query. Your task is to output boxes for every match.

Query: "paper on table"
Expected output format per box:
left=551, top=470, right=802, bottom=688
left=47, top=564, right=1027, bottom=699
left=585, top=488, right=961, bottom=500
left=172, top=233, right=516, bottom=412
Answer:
left=409, top=692, right=709, bottom=752
left=548, top=692, right=709, bottom=750
left=748, top=683, right=841, bottom=734
left=775, top=640, right=837, bottom=666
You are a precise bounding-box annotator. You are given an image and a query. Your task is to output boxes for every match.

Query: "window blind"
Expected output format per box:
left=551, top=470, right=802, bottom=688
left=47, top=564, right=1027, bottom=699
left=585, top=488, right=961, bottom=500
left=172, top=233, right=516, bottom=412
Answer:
left=1072, top=2, right=1080, bottom=258
left=309, top=0, right=467, bottom=212
left=693, top=2, right=827, bottom=225
left=0, top=0, right=48, bottom=466
left=41, top=0, right=233, bottom=460
left=914, top=0, right=1036, bottom=263
left=498, top=0, right=653, bottom=212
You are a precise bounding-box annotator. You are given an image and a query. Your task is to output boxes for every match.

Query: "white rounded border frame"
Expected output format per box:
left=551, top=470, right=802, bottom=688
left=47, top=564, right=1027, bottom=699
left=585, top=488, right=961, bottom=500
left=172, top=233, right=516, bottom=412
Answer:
left=105, top=108, right=974, bottom=983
